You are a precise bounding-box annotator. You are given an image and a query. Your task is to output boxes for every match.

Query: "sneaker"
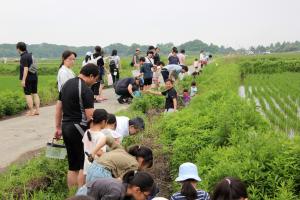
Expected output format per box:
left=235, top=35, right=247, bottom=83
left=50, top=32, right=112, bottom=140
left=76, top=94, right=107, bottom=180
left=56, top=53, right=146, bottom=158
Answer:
left=117, top=97, right=125, bottom=104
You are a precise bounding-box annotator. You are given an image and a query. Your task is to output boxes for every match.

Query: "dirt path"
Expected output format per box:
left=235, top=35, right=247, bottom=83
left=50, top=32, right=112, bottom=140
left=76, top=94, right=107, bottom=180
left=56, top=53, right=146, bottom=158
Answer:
left=0, top=88, right=128, bottom=170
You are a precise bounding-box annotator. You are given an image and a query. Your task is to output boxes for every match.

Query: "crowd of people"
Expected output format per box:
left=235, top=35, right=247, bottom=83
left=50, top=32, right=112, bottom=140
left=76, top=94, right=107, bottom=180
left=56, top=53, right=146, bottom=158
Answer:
left=15, top=41, right=248, bottom=200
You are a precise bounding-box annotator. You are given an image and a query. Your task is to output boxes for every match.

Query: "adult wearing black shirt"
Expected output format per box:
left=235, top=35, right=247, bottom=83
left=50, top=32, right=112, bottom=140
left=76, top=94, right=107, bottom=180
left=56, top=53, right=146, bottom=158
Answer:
left=90, top=46, right=107, bottom=102
left=153, top=47, right=161, bottom=66
left=55, top=63, right=99, bottom=189
left=16, top=42, right=40, bottom=116
left=115, top=77, right=140, bottom=104
left=146, top=79, right=178, bottom=112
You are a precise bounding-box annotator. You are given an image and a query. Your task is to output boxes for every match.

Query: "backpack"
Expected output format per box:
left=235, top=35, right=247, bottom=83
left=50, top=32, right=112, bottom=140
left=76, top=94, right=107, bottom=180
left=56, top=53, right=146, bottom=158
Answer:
left=28, top=55, right=38, bottom=74
left=88, top=55, right=102, bottom=66
left=109, top=59, right=117, bottom=71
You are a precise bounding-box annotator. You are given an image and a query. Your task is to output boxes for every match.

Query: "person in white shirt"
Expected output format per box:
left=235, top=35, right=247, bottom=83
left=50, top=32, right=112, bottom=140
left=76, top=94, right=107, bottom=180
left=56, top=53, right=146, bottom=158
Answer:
left=57, top=50, right=77, bottom=92
left=199, top=50, right=207, bottom=68
left=109, top=49, right=121, bottom=84
left=115, top=116, right=145, bottom=142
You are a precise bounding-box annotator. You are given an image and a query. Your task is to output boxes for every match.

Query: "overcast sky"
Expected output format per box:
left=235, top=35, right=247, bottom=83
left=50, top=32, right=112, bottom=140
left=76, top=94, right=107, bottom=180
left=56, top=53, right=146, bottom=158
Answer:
left=0, top=0, right=299, bottom=48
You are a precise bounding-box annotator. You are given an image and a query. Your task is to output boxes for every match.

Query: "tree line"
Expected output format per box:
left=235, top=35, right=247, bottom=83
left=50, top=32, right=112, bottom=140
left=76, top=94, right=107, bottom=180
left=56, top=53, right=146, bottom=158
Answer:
left=0, top=40, right=299, bottom=58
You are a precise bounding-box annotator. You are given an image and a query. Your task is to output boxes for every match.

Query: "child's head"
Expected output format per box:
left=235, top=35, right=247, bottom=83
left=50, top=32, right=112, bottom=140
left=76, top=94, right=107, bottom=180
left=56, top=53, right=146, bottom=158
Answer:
left=191, top=81, right=196, bottom=87
left=165, top=79, right=174, bottom=90
left=107, top=113, right=117, bottom=129
left=194, top=58, right=198, bottom=61
left=211, top=177, right=248, bottom=200
left=172, top=47, right=178, bottom=54
left=159, top=61, right=165, bottom=67
left=139, top=57, right=145, bottom=65
left=123, top=171, right=155, bottom=200
left=180, top=49, right=185, bottom=54
left=147, top=51, right=154, bottom=58
left=183, top=89, right=189, bottom=93
left=90, top=109, right=108, bottom=128
left=128, top=145, right=153, bottom=169
left=181, top=65, right=189, bottom=73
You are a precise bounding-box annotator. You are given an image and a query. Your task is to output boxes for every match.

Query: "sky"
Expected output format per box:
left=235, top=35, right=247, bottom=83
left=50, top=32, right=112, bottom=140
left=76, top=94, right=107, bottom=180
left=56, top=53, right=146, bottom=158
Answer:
left=0, top=0, right=299, bottom=49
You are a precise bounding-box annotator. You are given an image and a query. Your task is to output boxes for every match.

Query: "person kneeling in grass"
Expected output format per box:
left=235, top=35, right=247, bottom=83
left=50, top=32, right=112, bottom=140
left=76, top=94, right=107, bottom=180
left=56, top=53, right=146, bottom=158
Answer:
left=145, top=79, right=178, bottom=113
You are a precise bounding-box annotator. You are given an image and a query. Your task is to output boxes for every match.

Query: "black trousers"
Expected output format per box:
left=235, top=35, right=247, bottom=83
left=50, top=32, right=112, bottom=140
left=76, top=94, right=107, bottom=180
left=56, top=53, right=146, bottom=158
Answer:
left=161, top=70, right=169, bottom=83
left=110, top=68, right=120, bottom=84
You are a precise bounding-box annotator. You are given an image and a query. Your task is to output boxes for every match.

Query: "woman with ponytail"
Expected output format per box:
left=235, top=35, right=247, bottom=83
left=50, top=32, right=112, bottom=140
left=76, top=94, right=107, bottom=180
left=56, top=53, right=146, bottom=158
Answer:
left=86, top=144, right=153, bottom=183
left=57, top=50, right=77, bottom=92
left=171, top=163, right=210, bottom=200
left=211, top=177, right=248, bottom=200
left=77, top=170, right=156, bottom=200
left=82, top=109, right=108, bottom=183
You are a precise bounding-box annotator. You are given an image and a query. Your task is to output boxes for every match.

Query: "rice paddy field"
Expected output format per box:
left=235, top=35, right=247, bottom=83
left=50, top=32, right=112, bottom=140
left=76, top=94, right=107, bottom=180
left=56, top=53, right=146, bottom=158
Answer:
left=241, top=53, right=300, bottom=136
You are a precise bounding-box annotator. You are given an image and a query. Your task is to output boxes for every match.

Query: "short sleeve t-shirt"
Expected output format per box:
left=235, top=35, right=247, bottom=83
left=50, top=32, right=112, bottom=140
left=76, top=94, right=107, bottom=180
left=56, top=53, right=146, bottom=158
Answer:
left=116, top=116, right=130, bottom=140
left=59, top=77, right=94, bottom=124
left=161, top=87, right=177, bottom=109
left=87, top=178, right=126, bottom=200
left=116, top=78, right=135, bottom=89
left=140, top=63, right=153, bottom=79
left=171, top=190, right=210, bottom=200
left=168, top=55, right=180, bottom=65
left=19, top=51, right=37, bottom=81
left=110, top=56, right=120, bottom=68
left=57, top=65, right=76, bottom=92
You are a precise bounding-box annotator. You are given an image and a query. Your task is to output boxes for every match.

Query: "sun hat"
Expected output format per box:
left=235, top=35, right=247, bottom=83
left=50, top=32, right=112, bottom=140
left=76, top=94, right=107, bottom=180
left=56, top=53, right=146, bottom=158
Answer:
left=175, top=162, right=201, bottom=182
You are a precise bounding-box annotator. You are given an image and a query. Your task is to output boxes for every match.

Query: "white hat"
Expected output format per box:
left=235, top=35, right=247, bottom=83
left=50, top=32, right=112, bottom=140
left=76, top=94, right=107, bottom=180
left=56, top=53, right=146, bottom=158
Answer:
left=86, top=51, right=92, bottom=56
left=175, top=162, right=201, bottom=182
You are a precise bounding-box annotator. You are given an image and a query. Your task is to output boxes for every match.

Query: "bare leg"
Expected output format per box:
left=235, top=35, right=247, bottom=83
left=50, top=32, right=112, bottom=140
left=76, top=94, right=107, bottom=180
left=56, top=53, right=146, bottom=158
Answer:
left=25, top=95, right=34, bottom=115
left=33, top=93, right=40, bottom=115
left=78, top=170, right=85, bottom=187
left=67, top=170, right=79, bottom=189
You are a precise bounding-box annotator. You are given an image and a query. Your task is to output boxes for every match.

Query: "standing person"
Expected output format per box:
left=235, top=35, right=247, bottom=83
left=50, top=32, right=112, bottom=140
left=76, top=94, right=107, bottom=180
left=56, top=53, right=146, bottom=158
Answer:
left=57, top=50, right=77, bottom=92
left=109, top=49, right=121, bottom=84
left=177, top=49, right=186, bottom=65
left=140, top=55, right=154, bottom=90
left=90, top=46, right=107, bottom=102
left=170, top=163, right=210, bottom=200
left=54, top=63, right=99, bottom=189
left=145, top=50, right=155, bottom=65
left=153, top=47, right=161, bottom=66
left=199, top=50, right=206, bottom=68
left=82, top=51, right=92, bottom=67
left=211, top=177, right=248, bottom=200
left=16, top=42, right=40, bottom=116
left=131, top=48, right=141, bottom=69
left=146, top=79, right=178, bottom=113
left=115, top=77, right=141, bottom=104
left=168, top=47, right=180, bottom=65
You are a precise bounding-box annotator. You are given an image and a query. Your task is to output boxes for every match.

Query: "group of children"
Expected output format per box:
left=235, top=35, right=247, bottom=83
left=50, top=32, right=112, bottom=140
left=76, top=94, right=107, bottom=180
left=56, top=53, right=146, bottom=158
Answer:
left=67, top=107, right=248, bottom=200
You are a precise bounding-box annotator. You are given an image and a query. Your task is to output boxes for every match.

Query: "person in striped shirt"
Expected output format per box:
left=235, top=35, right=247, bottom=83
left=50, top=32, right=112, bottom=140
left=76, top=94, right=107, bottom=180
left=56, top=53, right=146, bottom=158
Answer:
left=170, top=162, right=210, bottom=200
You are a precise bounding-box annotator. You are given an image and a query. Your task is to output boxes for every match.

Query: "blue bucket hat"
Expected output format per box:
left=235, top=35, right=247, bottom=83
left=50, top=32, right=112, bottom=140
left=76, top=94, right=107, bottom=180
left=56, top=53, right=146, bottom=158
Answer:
left=175, top=162, right=201, bottom=182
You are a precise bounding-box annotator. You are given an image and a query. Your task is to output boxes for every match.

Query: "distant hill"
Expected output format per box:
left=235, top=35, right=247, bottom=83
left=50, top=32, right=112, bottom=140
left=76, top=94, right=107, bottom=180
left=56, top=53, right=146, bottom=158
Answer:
left=0, top=40, right=235, bottom=58
left=1, top=40, right=299, bottom=58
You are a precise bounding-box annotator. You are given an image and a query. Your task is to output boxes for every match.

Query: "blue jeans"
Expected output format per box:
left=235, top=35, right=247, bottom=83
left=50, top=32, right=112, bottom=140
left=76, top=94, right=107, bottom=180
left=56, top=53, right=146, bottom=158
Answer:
left=86, top=162, right=112, bottom=183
